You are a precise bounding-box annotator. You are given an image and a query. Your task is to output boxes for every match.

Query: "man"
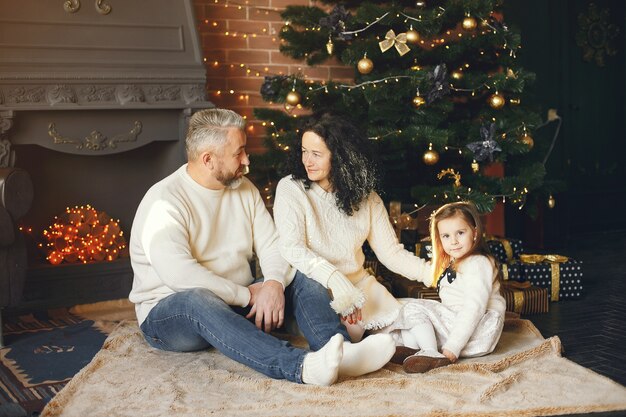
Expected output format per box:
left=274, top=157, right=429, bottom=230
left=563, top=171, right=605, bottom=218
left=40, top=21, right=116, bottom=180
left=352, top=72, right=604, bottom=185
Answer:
left=129, top=108, right=395, bottom=386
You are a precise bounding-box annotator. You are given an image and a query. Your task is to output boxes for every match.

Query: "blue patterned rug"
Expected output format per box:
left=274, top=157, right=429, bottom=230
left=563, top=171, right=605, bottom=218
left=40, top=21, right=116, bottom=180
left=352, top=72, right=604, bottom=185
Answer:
left=0, top=310, right=108, bottom=416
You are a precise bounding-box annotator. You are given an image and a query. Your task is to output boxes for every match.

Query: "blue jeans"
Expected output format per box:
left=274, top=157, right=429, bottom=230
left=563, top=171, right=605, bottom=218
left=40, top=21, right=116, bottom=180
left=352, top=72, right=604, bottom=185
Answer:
left=139, top=271, right=349, bottom=383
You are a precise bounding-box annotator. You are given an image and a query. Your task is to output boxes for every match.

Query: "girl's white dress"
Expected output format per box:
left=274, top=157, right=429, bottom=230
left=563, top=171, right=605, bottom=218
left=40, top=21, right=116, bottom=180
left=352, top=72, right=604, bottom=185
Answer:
left=383, top=254, right=506, bottom=358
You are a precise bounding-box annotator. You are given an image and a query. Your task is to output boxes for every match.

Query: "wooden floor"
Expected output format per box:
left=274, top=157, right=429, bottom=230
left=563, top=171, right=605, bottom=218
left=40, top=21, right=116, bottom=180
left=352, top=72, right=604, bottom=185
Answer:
left=1, top=230, right=625, bottom=417
left=527, top=229, right=626, bottom=417
left=530, top=230, right=626, bottom=387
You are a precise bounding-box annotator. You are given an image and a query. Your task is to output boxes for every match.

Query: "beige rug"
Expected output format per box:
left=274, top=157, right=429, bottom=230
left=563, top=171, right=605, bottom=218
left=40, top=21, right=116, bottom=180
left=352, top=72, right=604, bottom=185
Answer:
left=41, top=318, right=626, bottom=417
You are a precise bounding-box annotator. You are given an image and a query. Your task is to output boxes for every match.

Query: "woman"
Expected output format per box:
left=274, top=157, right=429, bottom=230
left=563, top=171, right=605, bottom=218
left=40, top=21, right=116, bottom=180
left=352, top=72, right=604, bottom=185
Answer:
left=273, top=113, right=431, bottom=343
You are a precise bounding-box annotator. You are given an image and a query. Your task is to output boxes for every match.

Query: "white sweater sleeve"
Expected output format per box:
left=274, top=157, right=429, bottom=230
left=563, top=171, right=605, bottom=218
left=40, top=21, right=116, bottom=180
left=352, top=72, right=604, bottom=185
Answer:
left=141, top=199, right=251, bottom=307
left=249, top=184, right=294, bottom=288
left=366, top=193, right=432, bottom=284
left=273, top=178, right=365, bottom=316
left=442, top=255, right=494, bottom=357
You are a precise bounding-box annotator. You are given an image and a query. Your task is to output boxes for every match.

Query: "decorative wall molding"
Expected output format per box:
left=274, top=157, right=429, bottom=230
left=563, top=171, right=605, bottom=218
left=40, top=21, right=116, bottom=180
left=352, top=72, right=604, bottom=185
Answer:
left=0, top=84, right=207, bottom=109
left=115, top=85, right=145, bottom=105
left=63, top=0, right=80, bottom=13
left=147, top=86, right=181, bottom=102
left=7, top=87, right=46, bottom=105
left=79, top=86, right=116, bottom=103
left=46, top=85, right=77, bottom=106
left=63, top=0, right=112, bottom=15
left=48, top=120, right=142, bottom=151
left=95, top=0, right=112, bottom=15
left=0, top=111, right=15, bottom=168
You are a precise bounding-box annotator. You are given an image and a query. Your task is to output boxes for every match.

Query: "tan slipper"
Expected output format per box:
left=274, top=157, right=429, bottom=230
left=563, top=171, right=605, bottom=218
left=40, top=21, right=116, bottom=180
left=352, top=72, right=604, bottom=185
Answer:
left=403, top=354, right=451, bottom=373
left=389, top=346, right=419, bottom=365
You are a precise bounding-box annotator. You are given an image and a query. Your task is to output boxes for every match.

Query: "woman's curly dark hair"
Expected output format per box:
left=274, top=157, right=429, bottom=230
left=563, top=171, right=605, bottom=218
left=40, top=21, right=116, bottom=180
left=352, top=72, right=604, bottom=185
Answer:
left=287, top=113, right=381, bottom=216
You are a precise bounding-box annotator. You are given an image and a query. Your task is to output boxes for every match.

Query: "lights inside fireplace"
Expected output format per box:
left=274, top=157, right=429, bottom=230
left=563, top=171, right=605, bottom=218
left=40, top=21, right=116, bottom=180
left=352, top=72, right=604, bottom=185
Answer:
left=37, top=204, right=128, bottom=265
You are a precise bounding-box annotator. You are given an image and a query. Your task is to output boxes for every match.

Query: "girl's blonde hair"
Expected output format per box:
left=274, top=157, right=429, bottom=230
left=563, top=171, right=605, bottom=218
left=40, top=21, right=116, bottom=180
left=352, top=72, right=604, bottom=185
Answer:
left=429, top=201, right=500, bottom=287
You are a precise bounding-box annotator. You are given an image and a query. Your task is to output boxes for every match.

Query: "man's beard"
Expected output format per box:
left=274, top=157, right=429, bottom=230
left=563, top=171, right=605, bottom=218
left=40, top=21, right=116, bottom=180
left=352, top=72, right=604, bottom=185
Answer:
left=216, top=165, right=246, bottom=189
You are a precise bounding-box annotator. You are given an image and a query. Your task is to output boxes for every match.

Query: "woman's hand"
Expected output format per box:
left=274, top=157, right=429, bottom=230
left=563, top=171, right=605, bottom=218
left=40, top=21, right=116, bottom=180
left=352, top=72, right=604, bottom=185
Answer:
left=342, top=308, right=362, bottom=325
left=442, top=348, right=457, bottom=363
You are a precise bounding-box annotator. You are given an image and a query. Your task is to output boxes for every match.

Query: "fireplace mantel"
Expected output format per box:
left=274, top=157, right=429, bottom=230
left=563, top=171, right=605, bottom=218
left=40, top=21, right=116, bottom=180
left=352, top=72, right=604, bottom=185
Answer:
left=0, top=0, right=212, bottom=162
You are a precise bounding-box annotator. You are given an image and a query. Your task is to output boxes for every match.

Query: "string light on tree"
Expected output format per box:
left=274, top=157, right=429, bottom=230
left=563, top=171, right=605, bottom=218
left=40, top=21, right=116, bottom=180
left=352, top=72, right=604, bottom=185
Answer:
left=357, top=53, right=374, bottom=74
left=451, top=69, right=463, bottom=80
left=40, top=204, right=128, bottom=265
left=547, top=194, right=556, bottom=209
left=423, top=143, right=439, bottom=165
left=488, top=91, right=505, bottom=109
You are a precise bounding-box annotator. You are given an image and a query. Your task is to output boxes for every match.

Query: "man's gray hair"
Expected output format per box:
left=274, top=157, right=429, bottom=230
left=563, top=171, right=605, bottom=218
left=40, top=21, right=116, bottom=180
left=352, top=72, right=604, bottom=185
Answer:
left=186, top=108, right=245, bottom=161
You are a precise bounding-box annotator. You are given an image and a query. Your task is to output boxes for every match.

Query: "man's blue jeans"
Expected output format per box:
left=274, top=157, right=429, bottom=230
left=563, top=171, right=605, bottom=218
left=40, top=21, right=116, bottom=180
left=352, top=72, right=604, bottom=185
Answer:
left=139, top=271, right=349, bottom=383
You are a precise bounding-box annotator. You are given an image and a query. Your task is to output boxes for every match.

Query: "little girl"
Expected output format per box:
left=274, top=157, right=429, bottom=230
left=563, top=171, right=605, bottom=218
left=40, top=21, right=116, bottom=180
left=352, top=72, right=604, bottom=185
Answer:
left=389, top=201, right=506, bottom=373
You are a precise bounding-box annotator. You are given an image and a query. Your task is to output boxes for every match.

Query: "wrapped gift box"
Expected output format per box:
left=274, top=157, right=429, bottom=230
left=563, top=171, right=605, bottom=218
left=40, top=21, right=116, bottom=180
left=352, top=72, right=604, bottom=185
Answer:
left=391, top=276, right=440, bottom=300
left=500, top=262, right=526, bottom=283
left=515, top=255, right=584, bottom=301
left=501, top=281, right=549, bottom=315
left=415, top=238, right=433, bottom=260
left=487, top=236, right=524, bottom=263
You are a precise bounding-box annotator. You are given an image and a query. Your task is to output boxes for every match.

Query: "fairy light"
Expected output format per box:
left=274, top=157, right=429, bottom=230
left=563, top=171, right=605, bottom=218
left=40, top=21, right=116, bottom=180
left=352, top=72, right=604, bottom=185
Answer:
left=40, top=204, right=127, bottom=265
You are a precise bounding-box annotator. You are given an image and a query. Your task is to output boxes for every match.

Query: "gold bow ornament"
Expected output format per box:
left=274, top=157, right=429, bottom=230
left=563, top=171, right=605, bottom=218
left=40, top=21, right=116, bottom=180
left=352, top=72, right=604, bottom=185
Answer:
left=519, top=254, right=569, bottom=301
left=379, top=30, right=411, bottom=56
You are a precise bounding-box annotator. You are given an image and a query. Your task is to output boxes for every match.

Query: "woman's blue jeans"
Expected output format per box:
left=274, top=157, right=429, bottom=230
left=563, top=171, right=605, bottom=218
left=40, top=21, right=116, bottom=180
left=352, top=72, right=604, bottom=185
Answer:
left=139, top=271, right=349, bottom=383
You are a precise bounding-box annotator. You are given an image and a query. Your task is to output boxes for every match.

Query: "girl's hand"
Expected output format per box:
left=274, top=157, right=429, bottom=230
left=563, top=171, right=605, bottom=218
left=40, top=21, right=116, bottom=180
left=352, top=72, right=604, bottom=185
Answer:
left=442, top=348, right=457, bottom=363
left=342, top=308, right=362, bottom=325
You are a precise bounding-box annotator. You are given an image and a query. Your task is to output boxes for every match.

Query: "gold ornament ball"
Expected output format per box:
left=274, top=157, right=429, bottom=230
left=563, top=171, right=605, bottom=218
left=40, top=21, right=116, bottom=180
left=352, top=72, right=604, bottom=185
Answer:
left=357, top=57, right=374, bottom=74
left=547, top=194, right=556, bottom=209
left=521, top=134, right=534, bottom=149
left=462, top=16, right=478, bottom=31
left=423, top=149, right=439, bottom=165
left=488, top=93, right=505, bottom=109
left=406, top=29, right=420, bottom=44
left=286, top=90, right=301, bottom=106
left=412, top=95, right=426, bottom=108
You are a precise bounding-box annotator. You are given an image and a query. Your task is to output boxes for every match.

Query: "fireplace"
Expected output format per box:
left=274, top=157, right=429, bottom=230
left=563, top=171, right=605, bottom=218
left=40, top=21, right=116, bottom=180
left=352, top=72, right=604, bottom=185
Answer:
left=0, top=0, right=212, bottom=311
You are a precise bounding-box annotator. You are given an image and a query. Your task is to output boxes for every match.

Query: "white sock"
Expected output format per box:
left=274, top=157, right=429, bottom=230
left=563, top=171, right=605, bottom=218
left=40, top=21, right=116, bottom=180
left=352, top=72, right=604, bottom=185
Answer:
left=302, top=334, right=344, bottom=386
left=339, top=333, right=395, bottom=377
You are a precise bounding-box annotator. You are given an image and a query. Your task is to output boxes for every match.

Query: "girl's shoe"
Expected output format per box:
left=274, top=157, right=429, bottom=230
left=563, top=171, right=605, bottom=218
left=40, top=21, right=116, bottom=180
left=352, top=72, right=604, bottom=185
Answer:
left=403, top=354, right=451, bottom=373
left=389, top=346, right=418, bottom=365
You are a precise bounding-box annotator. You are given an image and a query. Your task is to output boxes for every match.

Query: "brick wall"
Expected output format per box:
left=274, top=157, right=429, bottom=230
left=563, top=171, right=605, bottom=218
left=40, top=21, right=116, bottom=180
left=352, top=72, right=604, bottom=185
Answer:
left=193, top=0, right=354, bottom=153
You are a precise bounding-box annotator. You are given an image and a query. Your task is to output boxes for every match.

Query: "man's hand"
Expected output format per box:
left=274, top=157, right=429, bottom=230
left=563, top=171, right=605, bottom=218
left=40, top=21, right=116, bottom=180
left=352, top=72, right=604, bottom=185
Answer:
left=246, top=280, right=285, bottom=333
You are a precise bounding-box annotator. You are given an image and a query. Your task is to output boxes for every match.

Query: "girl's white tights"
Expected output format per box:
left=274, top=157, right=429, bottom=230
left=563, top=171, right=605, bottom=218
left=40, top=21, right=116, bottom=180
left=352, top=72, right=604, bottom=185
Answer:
left=401, top=322, right=444, bottom=357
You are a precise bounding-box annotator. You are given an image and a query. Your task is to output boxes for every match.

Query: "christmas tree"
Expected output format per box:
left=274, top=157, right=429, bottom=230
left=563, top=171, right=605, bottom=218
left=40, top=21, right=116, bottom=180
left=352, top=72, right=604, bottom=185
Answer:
left=253, top=0, right=562, bottom=215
